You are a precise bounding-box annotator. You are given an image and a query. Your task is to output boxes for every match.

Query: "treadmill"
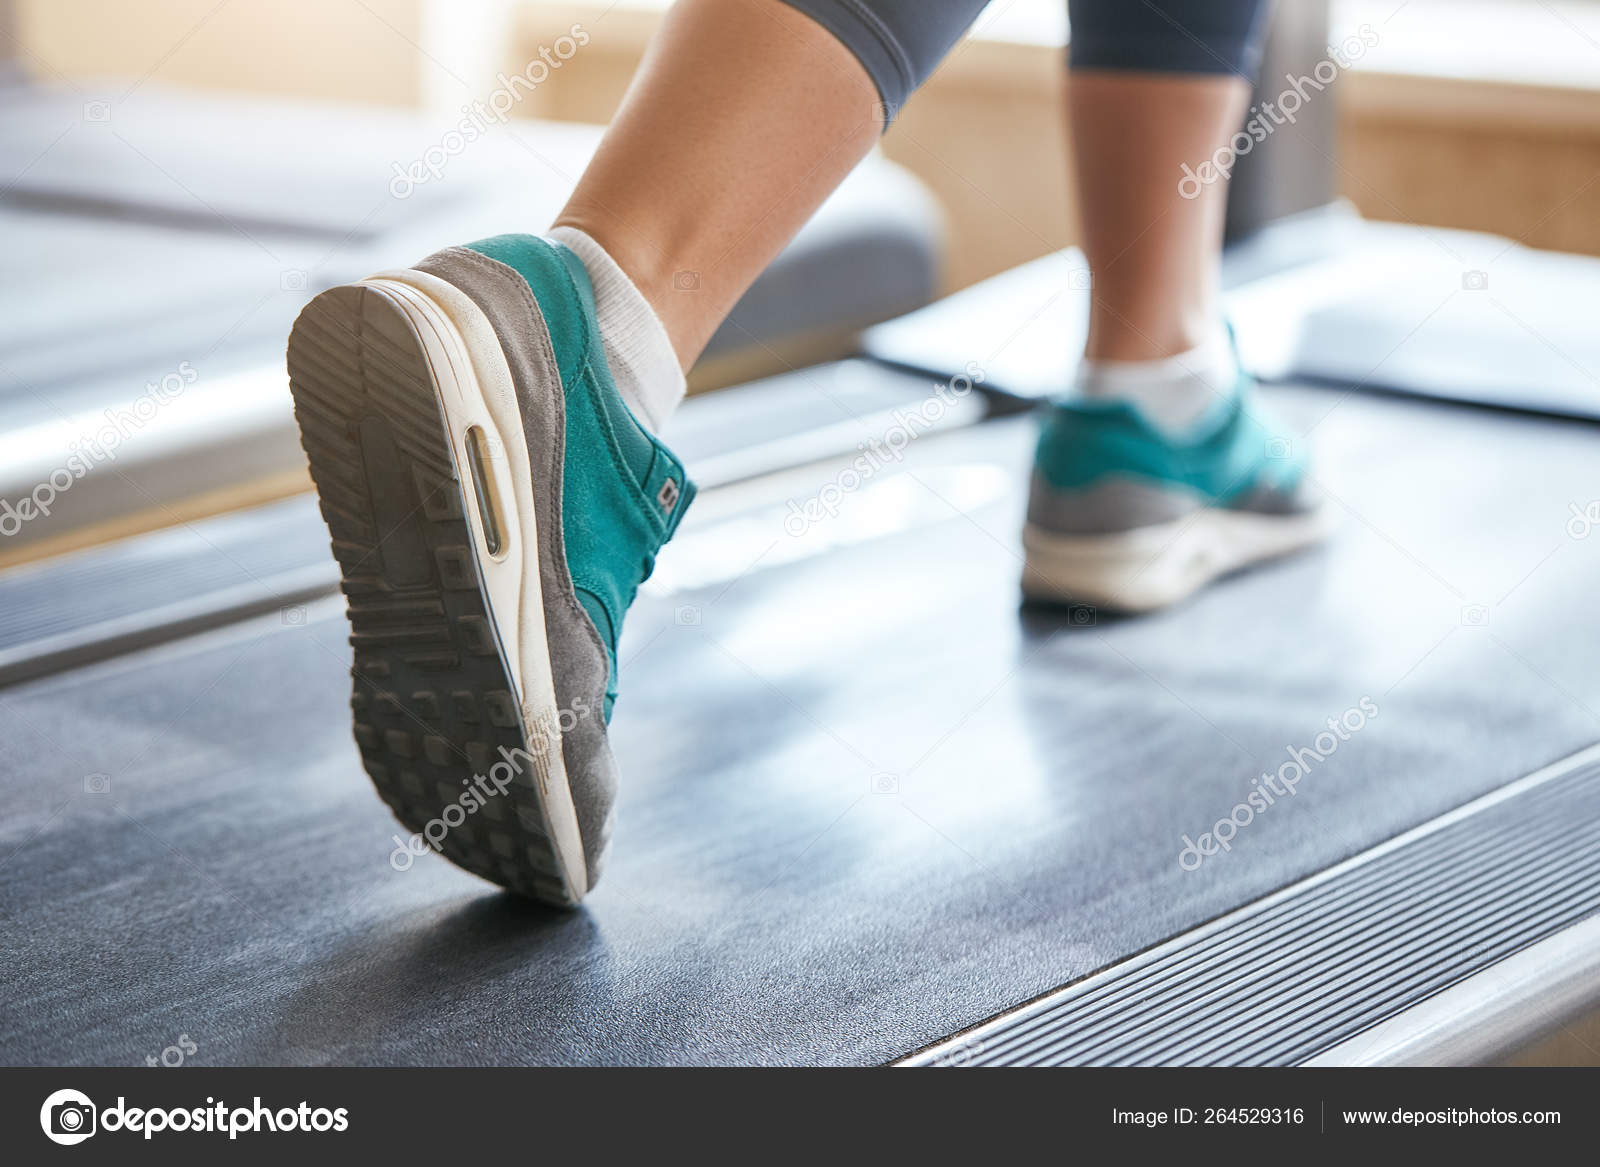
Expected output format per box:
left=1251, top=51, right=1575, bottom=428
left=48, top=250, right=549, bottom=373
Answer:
left=4, top=4, right=1600, bottom=1068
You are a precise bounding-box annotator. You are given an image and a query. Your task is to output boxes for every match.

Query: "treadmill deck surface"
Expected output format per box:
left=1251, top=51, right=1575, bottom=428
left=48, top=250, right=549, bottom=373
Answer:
left=3, top=378, right=1598, bottom=1065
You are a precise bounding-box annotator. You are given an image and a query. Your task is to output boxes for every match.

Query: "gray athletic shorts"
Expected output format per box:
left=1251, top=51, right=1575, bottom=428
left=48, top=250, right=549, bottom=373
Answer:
left=776, top=0, right=1270, bottom=123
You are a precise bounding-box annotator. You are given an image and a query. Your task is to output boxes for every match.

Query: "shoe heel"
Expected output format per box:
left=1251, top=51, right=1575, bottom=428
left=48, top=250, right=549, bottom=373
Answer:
left=287, top=284, right=580, bottom=906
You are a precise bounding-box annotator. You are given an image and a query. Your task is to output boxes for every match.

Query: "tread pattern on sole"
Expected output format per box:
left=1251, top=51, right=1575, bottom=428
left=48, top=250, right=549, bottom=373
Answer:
left=287, top=284, right=572, bottom=905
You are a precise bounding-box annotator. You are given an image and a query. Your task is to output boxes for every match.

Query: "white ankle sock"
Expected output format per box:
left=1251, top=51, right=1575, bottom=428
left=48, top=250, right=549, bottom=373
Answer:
left=1074, top=326, right=1239, bottom=438
left=547, top=226, right=685, bottom=434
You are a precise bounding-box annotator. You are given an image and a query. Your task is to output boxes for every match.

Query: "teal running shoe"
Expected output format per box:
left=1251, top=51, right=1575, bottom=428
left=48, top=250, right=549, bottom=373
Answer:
left=286, top=235, right=694, bottom=906
left=1022, top=371, right=1330, bottom=612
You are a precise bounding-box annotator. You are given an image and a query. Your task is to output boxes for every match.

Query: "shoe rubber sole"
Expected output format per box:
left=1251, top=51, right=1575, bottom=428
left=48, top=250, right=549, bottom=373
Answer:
left=1022, top=504, right=1334, bottom=613
left=286, top=273, right=587, bottom=906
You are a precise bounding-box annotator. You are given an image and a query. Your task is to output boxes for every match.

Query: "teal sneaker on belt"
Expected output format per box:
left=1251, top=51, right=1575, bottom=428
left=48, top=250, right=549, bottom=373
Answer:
left=286, top=234, right=694, bottom=906
left=1021, top=370, right=1330, bottom=613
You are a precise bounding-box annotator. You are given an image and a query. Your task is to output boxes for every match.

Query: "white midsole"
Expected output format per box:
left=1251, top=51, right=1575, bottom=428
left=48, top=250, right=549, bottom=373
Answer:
left=364, top=270, right=586, bottom=901
left=1022, top=505, right=1335, bottom=613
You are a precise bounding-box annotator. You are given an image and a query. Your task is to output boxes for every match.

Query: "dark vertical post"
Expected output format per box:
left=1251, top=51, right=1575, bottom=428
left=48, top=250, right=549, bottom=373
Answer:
left=1224, top=0, right=1340, bottom=242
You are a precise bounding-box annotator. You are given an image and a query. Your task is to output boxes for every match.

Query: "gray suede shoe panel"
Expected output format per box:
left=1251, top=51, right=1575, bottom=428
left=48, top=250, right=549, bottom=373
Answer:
left=1028, top=472, right=1321, bottom=534
left=415, top=245, right=617, bottom=890
left=1226, top=477, right=1323, bottom=516
left=1026, top=472, right=1201, bottom=535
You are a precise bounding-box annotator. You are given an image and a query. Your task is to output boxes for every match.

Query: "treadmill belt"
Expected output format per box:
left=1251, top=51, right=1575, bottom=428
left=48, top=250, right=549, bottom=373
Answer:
left=3, top=377, right=1598, bottom=1065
